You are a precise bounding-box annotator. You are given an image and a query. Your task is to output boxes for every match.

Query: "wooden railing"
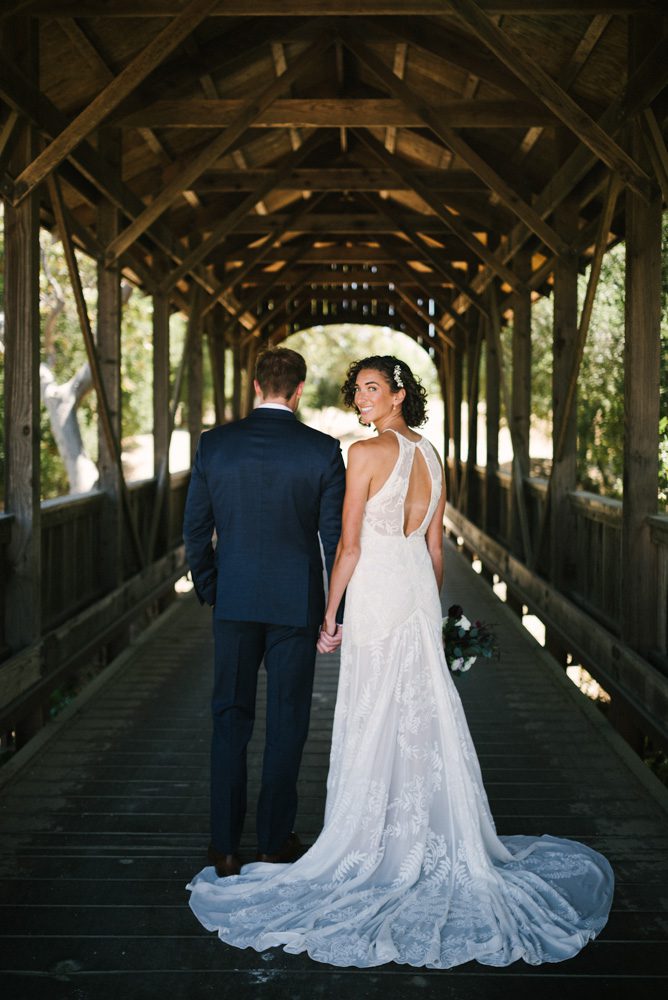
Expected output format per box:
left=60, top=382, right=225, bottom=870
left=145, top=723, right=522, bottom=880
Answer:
left=0, top=474, right=190, bottom=746
left=41, top=491, right=105, bottom=631
left=567, top=491, right=623, bottom=636
left=446, top=462, right=668, bottom=749
left=0, top=513, right=13, bottom=663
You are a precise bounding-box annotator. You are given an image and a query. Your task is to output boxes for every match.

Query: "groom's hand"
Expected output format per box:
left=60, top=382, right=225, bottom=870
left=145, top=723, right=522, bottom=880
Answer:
left=317, top=624, right=342, bottom=654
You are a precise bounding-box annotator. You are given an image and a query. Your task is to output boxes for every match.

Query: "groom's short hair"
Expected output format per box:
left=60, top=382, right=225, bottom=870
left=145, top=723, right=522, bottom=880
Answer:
left=256, top=348, right=307, bottom=400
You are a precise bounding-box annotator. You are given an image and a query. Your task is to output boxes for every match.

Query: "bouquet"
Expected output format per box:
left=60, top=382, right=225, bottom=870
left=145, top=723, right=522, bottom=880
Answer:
left=442, top=604, right=499, bottom=674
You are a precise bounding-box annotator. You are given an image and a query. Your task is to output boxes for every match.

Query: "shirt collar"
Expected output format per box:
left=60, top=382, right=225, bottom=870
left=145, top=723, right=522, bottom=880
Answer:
left=257, top=402, right=293, bottom=413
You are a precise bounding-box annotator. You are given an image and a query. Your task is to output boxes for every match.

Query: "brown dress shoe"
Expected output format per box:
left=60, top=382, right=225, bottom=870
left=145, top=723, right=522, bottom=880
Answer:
left=207, top=844, right=241, bottom=877
left=256, top=831, right=308, bottom=864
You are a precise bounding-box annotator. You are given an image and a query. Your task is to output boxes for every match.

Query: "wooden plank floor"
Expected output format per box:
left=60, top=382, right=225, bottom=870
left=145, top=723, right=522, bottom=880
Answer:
left=1, top=537, right=668, bottom=999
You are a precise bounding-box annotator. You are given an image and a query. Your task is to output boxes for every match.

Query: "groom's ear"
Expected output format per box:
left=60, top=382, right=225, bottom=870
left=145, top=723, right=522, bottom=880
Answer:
left=254, top=379, right=263, bottom=399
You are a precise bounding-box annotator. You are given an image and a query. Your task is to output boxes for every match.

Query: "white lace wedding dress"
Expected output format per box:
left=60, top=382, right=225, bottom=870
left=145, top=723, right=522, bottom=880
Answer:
left=187, top=430, right=614, bottom=968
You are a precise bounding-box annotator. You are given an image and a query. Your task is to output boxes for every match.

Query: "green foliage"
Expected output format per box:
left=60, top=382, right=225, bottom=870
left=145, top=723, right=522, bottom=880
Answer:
left=523, top=231, right=667, bottom=505
left=284, top=322, right=440, bottom=412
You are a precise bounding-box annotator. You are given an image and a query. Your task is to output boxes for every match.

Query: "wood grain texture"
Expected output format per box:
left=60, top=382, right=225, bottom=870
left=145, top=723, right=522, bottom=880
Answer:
left=2, top=540, right=667, bottom=993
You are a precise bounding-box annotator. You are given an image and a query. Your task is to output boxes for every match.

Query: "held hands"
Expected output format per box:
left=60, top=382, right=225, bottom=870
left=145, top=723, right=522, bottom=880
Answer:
left=317, top=618, right=343, bottom=654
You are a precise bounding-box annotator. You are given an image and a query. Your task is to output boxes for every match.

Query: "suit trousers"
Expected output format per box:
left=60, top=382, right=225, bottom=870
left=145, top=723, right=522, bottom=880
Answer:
left=210, top=617, right=318, bottom=855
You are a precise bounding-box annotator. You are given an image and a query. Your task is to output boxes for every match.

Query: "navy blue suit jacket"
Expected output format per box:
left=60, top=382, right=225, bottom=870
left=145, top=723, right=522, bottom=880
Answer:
left=183, top=408, right=345, bottom=628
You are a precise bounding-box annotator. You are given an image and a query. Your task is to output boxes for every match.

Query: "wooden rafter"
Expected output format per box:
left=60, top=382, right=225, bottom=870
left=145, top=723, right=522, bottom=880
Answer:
left=447, top=0, right=652, bottom=200
left=160, top=132, right=325, bottom=291
left=241, top=266, right=320, bottom=347
left=641, top=108, right=668, bottom=205
left=345, top=32, right=568, bottom=257
left=362, top=191, right=489, bottom=321
left=57, top=16, right=198, bottom=211
left=200, top=195, right=326, bottom=318
left=46, top=172, right=145, bottom=569
left=194, top=168, right=488, bottom=194
left=27, top=2, right=661, bottom=18
left=529, top=172, right=622, bottom=570
left=114, top=97, right=555, bottom=130
left=221, top=243, right=318, bottom=341
left=106, top=33, right=333, bottom=263
left=355, top=129, right=522, bottom=290
left=13, top=0, right=220, bottom=205
left=513, top=13, right=611, bottom=162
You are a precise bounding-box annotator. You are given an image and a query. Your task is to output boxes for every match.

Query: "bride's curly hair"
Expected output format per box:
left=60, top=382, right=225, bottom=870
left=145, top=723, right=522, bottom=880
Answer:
left=341, top=355, right=428, bottom=428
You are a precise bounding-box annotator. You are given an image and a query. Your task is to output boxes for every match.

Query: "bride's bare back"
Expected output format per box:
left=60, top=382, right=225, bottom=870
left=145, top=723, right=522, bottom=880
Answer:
left=365, top=430, right=433, bottom=536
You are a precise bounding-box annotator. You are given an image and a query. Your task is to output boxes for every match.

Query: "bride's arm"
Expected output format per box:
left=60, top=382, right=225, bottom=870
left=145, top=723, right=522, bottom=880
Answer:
left=320, top=442, right=371, bottom=636
left=426, top=465, right=447, bottom=591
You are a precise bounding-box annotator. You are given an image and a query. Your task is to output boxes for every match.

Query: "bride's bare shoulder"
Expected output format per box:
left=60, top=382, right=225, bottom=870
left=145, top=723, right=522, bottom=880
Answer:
left=349, top=434, right=396, bottom=464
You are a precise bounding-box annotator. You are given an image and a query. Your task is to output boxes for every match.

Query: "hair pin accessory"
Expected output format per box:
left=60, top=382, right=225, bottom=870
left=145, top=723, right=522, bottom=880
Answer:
left=393, top=364, right=404, bottom=388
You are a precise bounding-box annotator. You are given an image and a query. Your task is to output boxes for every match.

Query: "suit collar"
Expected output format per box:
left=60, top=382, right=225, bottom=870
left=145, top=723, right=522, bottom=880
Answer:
left=247, top=407, right=296, bottom=421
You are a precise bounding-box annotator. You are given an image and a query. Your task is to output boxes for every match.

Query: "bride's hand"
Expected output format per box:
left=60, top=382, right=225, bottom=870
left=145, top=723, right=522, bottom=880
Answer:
left=317, top=617, right=341, bottom=653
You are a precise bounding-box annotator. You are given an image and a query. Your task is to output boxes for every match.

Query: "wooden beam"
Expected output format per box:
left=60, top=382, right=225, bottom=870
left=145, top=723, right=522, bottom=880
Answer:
left=346, top=33, right=568, bottom=257
left=385, top=42, right=407, bottom=154
left=447, top=0, right=652, bottom=200
left=149, top=269, right=171, bottom=560
left=27, top=3, right=662, bottom=19
left=0, top=54, right=216, bottom=295
left=510, top=247, right=531, bottom=557
left=47, top=173, right=145, bottom=569
left=641, top=107, right=668, bottom=205
left=187, top=292, right=203, bottom=464
left=362, top=191, right=488, bottom=323
left=201, top=196, right=326, bottom=318
left=3, top=55, right=42, bottom=653
left=195, top=167, right=489, bottom=194
left=355, top=129, right=522, bottom=290
left=530, top=172, right=621, bottom=573
left=241, top=268, right=319, bottom=347
left=96, top=129, right=124, bottom=592
left=512, top=14, right=611, bottom=163
left=181, top=210, right=490, bottom=235
left=547, top=188, right=578, bottom=585
left=13, top=0, right=220, bottom=205
left=115, top=96, right=554, bottom=130
left=445, top=30, right=668, bottom=320
left=486, top=283, right=533, bottom=562
left=223, top=242, right=477, bottom=266
left=161, top=133, right=325, bottom=292
left=225, top=244, right=317, bottom=342
left=622, top=19, right=662, bottom=659
left=106, top=34, right=332, bottom=263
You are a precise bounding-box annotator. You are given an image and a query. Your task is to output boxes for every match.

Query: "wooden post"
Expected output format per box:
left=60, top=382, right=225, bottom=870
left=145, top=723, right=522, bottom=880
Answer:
left=97, top=129, right=123, bottom=591
left=231, top=330, right=242, bottom=421
left=453, top=346, right=463, bottom=507
left=440, top=349, right=451, bottom=499
left=621, top=17, right=662, bottom=664
left=2, top=19, right=41, bottom=740
left=550, top=188, right=579, bottom=589
left=484, top=285, right=500, bottom=538
left=207, top=314, right=226, bottom=425
left=244, top=339, right=259, bottom=418
left=152, top=269, right=171, bottom=557
left=187, top=306, right=203, bottom=465
left=511, top=248, right=531, bottom=558
left=464, top=315, right=482, bottom=521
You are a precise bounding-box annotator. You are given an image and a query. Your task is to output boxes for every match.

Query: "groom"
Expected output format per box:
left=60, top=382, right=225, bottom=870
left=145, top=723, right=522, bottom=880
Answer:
left=183, top=347, right=345, bottom=877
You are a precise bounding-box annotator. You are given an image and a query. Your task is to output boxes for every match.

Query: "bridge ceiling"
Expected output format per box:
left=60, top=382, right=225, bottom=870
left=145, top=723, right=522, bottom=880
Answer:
left=3, top=1, right=666, bottom=353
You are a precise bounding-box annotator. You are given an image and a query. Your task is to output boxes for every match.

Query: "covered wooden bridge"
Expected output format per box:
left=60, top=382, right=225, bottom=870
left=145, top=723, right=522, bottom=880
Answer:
left=0, top=2, right=667, bottom=995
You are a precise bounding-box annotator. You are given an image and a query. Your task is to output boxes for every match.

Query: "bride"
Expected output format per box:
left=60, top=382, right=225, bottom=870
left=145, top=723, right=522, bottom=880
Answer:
left=187, top=354, right=614, bottom=969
